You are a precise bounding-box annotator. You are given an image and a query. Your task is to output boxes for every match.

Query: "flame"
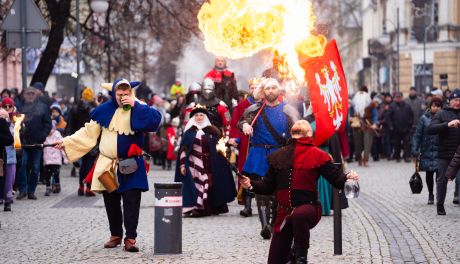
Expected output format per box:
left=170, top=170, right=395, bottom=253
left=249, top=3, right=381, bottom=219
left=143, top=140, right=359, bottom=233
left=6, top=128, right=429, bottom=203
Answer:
left=13, top=114, right=25, bottom=149
left=198, top=0, right=326, bottom=84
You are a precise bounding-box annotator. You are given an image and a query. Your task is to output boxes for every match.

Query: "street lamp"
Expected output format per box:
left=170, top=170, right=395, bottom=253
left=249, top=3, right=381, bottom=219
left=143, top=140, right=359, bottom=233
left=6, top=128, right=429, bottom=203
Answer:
left=378, top=8, right=400, bottom=93
left=74, top=0, right=109, bottom=102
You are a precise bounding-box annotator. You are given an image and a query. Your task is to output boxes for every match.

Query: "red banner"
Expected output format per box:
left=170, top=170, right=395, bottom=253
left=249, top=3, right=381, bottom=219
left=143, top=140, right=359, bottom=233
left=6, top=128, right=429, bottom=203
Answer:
left=300, top=40, right=349, bottom=146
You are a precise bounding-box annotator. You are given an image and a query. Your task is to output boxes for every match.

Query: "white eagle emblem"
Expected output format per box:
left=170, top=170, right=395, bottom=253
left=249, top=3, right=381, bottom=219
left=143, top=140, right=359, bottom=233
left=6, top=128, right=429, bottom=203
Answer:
left=315, top=61, right=344, bottom=130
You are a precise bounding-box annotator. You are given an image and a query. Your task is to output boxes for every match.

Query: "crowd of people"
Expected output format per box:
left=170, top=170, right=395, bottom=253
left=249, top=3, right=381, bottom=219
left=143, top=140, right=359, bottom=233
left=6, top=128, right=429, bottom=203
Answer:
left=1, top=56, right=459, bottom=263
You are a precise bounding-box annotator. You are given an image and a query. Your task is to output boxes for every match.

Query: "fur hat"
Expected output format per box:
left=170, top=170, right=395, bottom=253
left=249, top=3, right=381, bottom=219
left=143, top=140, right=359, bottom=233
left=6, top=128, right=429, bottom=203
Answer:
left=190, top=104, right=209, bottom=117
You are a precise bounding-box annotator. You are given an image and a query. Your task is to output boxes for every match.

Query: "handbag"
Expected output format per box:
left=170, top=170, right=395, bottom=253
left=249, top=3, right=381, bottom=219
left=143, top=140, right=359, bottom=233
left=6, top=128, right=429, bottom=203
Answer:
left=118, top=158, right=138, bottom=175
left=409, top=158, right=423, bottom=194
left=98, top=171, right=118, bottom=193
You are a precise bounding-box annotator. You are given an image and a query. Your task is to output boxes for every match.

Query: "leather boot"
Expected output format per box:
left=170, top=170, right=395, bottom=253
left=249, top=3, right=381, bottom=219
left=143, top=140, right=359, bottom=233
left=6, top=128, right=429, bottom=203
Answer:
left=256, top=196, right=271, bottom=239
left=240, top=195, right=252, bottom=217
left=104, top=236, right=122, bottom=248
left=268, top=196, right=277, bottom=228
left=294, top=248, right=308, bottom=264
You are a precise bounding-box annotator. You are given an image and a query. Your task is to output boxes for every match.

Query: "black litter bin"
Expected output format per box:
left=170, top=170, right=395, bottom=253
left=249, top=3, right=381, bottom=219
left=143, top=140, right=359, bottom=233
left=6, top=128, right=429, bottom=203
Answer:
left=154, top=182, right=183, bottom=254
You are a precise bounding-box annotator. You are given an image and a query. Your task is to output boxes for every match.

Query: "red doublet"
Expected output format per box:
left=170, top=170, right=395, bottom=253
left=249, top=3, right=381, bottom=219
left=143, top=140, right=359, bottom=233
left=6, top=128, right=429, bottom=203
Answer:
left=205, top=68, right=235, bottom=83
left=216, top=103, right=231, bottom=128
left=273, top=138, right=331, bottom=232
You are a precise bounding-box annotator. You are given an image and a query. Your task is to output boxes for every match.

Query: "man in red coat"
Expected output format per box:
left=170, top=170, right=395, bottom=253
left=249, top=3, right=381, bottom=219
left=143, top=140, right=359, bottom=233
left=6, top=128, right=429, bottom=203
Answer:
left=241, top=120, right=359, bottom=264
left=205, top=57, right=238, bottom=112
left=229, top=78, right=262, bottom=217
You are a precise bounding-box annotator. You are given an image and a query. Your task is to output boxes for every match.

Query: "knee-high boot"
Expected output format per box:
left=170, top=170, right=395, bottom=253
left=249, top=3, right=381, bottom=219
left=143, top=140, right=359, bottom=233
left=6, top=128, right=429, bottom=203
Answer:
left=256, top=195, right=271, bottom=239
left=294, top=248, right=308, bottom=264
left=240, top=190, right=253, bottom=217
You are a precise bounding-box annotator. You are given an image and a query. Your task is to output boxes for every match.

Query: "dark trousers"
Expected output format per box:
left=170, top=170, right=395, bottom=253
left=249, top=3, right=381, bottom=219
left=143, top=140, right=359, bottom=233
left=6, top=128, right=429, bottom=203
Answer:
left=79, top=154, right=97, bottom=187
left=425, top=171, right=436, bottom=196
left=44, top=165, right=60, bottom=187
left=436, top=159, right=460, bottom=206
left=18, top=148, right=42, bottom=194
left=267, top=204, right=321, bottom=264
left=103, top=189, right=142, bottom=239
left=392, top=132, right=410, bottom=160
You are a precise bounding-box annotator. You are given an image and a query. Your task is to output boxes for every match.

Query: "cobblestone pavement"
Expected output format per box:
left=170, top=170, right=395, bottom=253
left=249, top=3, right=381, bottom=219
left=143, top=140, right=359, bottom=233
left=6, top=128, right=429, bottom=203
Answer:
left=1, top=160, right=459, bottom=263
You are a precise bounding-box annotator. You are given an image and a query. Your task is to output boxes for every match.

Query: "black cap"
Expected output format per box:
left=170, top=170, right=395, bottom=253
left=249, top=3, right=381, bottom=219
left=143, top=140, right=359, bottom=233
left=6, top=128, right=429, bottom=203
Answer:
left=449, top=89, right=460, bottom=101
left=31, top=82, right=45, bottom=92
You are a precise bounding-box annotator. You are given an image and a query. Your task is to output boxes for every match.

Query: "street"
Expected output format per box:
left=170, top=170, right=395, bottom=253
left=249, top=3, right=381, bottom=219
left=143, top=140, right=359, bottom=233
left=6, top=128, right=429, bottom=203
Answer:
left=1, top=160, right=459, bottom=264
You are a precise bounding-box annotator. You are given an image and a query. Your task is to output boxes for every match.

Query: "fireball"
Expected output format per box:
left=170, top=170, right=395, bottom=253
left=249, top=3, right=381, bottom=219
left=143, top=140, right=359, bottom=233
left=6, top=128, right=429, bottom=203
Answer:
left=198, top=0, right=326, bottom=84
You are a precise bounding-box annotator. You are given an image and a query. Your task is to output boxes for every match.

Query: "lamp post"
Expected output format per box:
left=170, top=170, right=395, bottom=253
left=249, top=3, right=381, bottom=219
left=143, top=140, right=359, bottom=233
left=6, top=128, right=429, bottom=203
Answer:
left=74, top=0, right=109, bottom=101
left=379, top=7, right=400, bottom=93
left=89, top=0, right=111, bottom=81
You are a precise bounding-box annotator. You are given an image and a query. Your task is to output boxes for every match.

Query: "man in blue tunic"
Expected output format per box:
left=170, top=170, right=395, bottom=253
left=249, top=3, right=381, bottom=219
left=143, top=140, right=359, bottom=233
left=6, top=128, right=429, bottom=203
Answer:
left=239, top=78, right=299, bottom=239
left=56, top=79, right=162, bottom=252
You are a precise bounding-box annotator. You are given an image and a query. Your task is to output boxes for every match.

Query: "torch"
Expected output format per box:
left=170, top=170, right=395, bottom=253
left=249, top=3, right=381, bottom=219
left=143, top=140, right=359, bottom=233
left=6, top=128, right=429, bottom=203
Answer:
left=12, top=114, right=57, bottom=149
left=13, top=114, right=24, bottom=150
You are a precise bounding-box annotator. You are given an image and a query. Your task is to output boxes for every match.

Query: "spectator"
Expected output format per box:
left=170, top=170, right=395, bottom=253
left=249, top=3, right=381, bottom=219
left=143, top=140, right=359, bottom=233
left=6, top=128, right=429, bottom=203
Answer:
left=0, top=101, right=15, bottom=211
left=16, top=85, right=52, bottom=200
left=387, top=92, right=414, bottom=162
left=427, top=89, right=460, bottom=215
left=351, top=86, right=378, bottom=167
left=405, top=87, right=424, bottom=132
left=412, top=97, right=443, bottom=205
left=31, top=82, right=53, bottom=107
left=1, top=88, right=11, bottom=99
left=50, top=103, right=67, bottom=135
left=43, top=121, right=68, bottom=195
left=381, top=93, right=393, bottom=160
left=169, top=79, right=186, bottom=98
left=66, top=87, right=97, bottom=196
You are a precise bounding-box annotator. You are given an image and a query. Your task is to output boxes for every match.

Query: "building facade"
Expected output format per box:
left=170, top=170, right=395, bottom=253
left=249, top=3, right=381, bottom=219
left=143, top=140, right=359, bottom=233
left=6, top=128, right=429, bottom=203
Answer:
left=362, top=0, right=460, bottom=95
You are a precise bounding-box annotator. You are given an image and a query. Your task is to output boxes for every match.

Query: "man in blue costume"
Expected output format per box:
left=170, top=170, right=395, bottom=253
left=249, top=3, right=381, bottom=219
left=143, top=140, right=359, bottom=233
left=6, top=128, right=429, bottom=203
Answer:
left=239, top=78, right=299, bottom=239
left=55, top=79, right=162, bottom=252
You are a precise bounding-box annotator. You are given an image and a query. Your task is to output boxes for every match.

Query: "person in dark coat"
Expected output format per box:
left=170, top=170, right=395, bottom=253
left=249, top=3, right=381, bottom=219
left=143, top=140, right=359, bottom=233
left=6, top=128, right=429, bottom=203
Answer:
left=405, top=87, right=424, bottom=132
left=411, top=97, right=443, bottom=204
left=427, top=89, right=460, bottom=215
left=240, top=120, right=359, bottom=264
left=16, top=86, right=52, bottom=200
left=66, top=87, right=98, bottom=196
left=175, top=105, right=236, bottom=217
left=387, top=92, right=414, bottom=162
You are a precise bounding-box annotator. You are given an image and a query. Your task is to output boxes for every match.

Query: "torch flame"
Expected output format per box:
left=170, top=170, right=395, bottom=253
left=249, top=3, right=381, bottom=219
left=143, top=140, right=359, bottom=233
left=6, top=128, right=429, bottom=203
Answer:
left=198, top=0, right=326, bottom=85
left=13, top=114, right=24, bottom=149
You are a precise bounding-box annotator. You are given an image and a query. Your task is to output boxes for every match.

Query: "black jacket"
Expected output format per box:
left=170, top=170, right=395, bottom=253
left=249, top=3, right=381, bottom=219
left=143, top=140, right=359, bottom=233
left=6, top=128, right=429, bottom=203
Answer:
left=66, top=100, right=95, bottom=135
left=426, top=107, right=460, bottom=159
left=387, top=101, right=414, bottom=133
left=19, top=100, right=52, bottom=145
left=0, top=118, right=14, bottom=164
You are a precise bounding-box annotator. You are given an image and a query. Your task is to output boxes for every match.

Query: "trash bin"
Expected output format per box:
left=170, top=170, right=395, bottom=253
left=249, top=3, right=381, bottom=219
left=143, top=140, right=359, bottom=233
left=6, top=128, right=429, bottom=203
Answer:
left=154, top=182, right=183, bottom=255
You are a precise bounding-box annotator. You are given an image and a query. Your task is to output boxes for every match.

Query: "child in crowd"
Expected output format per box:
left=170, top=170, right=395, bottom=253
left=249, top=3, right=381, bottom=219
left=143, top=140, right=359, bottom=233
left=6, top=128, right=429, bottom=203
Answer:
left=165, top=117, right=180, bottom=170
left=43, top=121, right=68, bottom=195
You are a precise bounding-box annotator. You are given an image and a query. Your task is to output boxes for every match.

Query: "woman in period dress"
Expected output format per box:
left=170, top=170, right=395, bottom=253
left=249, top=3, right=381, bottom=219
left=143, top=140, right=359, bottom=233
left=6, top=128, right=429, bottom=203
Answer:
left=174, top=105, right=236, bottom=217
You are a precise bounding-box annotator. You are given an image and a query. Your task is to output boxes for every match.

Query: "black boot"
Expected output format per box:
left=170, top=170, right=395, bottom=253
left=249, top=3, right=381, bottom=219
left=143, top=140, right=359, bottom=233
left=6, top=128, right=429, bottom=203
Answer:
left=240, top=195, right=252, bottom=217
left=4, top=202, right=11, bottom=211
left=294, top=248, right=308, bottom=264
left=437, top=204, right=446, bottom=215
left=256, top=196, right=271, bottom=239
